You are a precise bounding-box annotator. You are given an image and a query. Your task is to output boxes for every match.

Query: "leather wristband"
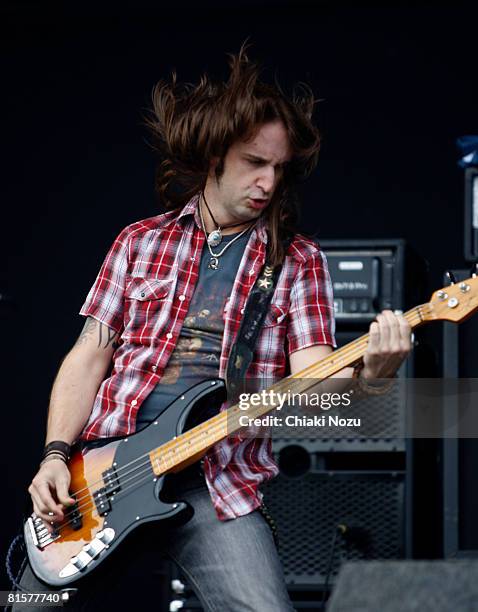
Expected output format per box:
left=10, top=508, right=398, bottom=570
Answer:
left=43, top=441, right=71, bottom=461
left=352, top=361, right=396, bottom=396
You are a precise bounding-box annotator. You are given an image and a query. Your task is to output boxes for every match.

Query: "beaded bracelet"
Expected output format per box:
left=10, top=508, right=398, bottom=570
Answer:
left=40, top=453, right=67, bottom=467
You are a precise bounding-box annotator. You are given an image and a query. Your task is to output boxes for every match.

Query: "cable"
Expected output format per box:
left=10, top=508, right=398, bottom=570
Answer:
left=320, top=523, right=370, bottom=610
left=320, top=525, right=340, bottom=610
left=5, top=534, right=27, bottom=593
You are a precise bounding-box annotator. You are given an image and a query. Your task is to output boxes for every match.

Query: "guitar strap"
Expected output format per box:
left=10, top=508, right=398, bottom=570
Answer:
left=225, top=233, right=293, bottom=400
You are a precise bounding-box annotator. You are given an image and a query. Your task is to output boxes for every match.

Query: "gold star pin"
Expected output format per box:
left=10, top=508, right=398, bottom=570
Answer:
left=258, top=278, right=273, bottom=289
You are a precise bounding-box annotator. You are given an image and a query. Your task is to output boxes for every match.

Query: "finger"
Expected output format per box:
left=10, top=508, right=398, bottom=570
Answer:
left=29, top=482, right=55, bottom=516
left=34, top=481, right=64, bottom=519
left=382, top=310, right=401, bottom=352
left=367, top=321, right=381, bottom=354
left=376, top=313, right=391, bottom=352
left=30, top=497, right=58, bottom=533
left=29, top=486, right=50, bottom=520
left=56, top=477, right=75, bottom=507
left=398, top=315, right=412, bottom=353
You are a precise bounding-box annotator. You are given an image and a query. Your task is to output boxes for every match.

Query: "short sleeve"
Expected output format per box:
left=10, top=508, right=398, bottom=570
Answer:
left=287, top=249, right=337, bottom=354
left=79, top=226, right=130, bottom=333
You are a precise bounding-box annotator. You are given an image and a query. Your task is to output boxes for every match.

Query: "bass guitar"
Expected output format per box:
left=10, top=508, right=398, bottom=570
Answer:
left=24, top=275, right=478, bottom=586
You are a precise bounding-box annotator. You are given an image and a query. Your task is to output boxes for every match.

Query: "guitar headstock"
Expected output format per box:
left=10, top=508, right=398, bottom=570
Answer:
left=428, top=275, right=478, bottom=322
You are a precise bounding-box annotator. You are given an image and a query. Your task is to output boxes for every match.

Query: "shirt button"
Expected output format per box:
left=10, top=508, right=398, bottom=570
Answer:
left=240, top=308, right=245, bottom=314
left=190, top=257, right=196, bottom=262
left=140, top=292, right=146, bottom=298
left=178, top=295, right=186, bottom=301
left=151, top=365, right=157, bottom=372
left=166, top=332, right=173, bottom=339
left=131, top=399, right=138, bottom=406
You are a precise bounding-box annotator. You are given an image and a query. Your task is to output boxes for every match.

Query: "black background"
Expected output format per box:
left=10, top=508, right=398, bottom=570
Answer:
left=1, top=0, right=477, bottom=592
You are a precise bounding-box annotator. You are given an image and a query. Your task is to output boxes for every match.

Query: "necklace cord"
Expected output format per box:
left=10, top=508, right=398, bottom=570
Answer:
left=199, top=199, right=255, bottom=258
left=201, top=191, right=250, bottom=231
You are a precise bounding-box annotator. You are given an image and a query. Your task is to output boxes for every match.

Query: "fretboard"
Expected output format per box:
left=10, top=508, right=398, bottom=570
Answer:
left=149, top=304, right=431, bottom=475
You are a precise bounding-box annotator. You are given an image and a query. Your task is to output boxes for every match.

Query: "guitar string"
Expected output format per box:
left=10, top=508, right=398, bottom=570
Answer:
left=50, top=362, right=421, bottom=534
left=50, top=307, right=425, bottom=536
left=47, top=307, right=426, bottom=532
left=52, top=333, right=373, bottom=523
left=46, top=349, right=405, bottom=538
left=48, top=307, right=425, bottom=533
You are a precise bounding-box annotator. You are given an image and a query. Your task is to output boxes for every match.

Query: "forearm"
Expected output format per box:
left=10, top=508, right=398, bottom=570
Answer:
left=45, top=349, right=108, bottom=446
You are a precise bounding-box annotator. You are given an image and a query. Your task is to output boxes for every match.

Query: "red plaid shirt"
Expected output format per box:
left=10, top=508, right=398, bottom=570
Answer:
left=79, top=194, right=336, bottom=519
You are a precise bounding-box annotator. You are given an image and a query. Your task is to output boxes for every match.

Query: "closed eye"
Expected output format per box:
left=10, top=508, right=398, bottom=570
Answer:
left=245, top=157, right=288, bottom=171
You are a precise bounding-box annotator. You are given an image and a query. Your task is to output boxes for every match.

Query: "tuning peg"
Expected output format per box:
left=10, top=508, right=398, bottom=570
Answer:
left=445, top=270, right=457, bottom=285
left=470, top=263, right=478, bottom=278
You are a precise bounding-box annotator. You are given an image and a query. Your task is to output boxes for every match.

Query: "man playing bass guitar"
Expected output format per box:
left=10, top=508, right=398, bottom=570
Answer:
left=17, top=48, right=412, bottom=611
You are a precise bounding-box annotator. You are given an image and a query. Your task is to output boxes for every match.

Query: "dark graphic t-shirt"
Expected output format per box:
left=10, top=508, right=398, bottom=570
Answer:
left=135, top=228, right=252, bottom=428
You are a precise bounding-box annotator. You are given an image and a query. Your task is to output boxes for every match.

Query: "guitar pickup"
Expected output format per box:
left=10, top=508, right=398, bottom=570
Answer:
left=102, top=467, right=121, bottom=494
left=93, top=488, right=111, bottom=516
left=69, top=499, right=82, bottom=530
left=93, top=467, right=120, bottom=516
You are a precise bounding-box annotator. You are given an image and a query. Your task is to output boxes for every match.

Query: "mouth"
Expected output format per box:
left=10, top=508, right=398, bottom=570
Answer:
left=247, top=197, right=269, bottom=210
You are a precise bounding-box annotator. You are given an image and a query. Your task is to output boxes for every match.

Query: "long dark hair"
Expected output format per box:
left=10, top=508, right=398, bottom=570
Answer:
left=142, top=45, right=321, bottom=265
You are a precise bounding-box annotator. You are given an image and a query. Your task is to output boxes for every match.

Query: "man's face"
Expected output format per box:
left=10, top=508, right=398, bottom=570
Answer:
left=207, top=120, right=292, bottom=225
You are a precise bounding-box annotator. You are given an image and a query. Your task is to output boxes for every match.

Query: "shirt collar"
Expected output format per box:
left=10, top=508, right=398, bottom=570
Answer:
left=177, top=193, right=202, bottom=228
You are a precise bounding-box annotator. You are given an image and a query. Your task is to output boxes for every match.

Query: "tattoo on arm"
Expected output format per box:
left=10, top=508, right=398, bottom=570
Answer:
left=75, top=318, right=120, bottom=350
left=105, top=326, right=120, bottom=349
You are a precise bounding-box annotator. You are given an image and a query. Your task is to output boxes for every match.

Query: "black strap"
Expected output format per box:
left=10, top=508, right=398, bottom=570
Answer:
left=225, top=234, right=293, bottom=399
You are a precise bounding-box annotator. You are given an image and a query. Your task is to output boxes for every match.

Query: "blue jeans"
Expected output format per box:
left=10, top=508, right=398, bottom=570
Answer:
left=12, top=476, right=294, bottom=611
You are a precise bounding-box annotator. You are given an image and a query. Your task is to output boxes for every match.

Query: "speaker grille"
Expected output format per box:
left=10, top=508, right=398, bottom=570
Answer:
left=272, top=364, right=408, bottom=452
left=262, top=471, right=405, bottom=587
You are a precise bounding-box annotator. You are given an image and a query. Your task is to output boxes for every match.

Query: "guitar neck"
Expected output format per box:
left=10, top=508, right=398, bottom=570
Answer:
left=290, top=303, right=432, bottom=379
left=149, top=303, right=432, bottom=475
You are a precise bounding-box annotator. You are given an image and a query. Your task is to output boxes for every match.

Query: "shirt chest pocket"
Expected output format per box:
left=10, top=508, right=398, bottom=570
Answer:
left=124, top=276, right=174, bottom=337
left=125, top=276, right=173, bottom=301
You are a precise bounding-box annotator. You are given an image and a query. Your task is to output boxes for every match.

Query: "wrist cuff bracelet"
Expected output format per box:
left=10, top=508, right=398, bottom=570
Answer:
left=43, top=441, right=71, bottom=460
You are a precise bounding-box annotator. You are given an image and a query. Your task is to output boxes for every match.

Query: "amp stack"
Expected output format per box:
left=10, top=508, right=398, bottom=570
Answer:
left=261, top=239, right=427, bottom=609
left=464, top=167, right=478, bottom=262
left=442, top=268, right=478, bottom=560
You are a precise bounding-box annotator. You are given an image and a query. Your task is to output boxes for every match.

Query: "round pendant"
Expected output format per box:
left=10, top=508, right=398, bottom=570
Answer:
left=207, top=229, right=222, bottom=248
left=208, top=256, right=219, bottom=270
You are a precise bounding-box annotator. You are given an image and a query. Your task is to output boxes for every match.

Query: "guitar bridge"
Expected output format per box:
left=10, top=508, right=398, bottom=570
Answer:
left=28, top=514, right=60, bottom=550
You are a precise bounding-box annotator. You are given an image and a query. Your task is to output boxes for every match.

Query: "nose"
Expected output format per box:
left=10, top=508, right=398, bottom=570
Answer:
left=256, top=165, right=277, bottom=194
